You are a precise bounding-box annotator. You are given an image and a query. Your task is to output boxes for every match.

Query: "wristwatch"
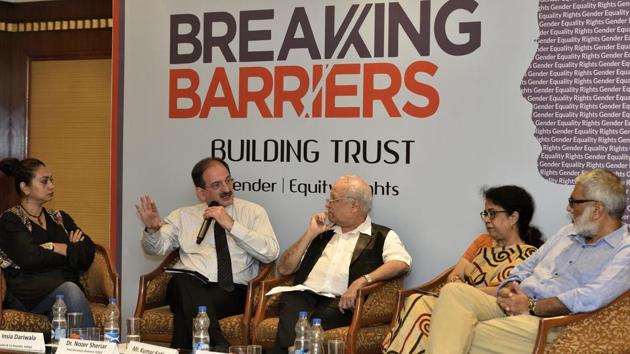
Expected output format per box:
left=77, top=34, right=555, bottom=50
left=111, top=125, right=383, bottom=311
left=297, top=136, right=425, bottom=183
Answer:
left=42, top=242, right=54, bottom=251
left=528, top=298, right=537, bottom=316
left=363, top=274, right=373, bottom=284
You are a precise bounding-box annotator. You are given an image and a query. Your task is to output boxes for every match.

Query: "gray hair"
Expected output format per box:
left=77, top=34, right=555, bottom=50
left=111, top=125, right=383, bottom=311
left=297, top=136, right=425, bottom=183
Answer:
left=576, top=169, right=626, bottom=219
left=337, top=175, right=373, bottom=214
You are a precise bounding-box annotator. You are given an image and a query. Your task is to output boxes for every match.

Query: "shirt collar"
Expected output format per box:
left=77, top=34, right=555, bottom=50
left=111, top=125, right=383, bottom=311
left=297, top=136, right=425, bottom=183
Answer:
left=333, top=215, right=372, bottom=236
left=569, top=223, right=628, bottom=248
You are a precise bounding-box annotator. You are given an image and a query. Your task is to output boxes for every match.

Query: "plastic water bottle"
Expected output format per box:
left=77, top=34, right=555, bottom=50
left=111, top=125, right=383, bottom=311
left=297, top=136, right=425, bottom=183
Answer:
left=104, top=298, right=121, bottom=343
left=293, top=311, right=311, bottom=354
left=50, top=294, right=67, bottom=345
left=192, top=306, right=210, bottom=353
left=309, top=318, right=324, bottom=354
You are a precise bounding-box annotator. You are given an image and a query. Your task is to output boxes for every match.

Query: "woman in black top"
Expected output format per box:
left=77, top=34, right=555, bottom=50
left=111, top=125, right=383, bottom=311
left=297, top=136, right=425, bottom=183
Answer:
left=0, top=158, right=95, bottom=327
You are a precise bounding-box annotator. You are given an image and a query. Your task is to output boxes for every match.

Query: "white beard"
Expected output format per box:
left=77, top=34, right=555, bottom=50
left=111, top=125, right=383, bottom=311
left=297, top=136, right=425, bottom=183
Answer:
left=572, top=206, right=597, bottom=238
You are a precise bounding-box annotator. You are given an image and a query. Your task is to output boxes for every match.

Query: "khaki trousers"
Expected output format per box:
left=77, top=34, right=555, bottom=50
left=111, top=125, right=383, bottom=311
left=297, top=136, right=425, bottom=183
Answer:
left=427, top=283, right=548, bottom=354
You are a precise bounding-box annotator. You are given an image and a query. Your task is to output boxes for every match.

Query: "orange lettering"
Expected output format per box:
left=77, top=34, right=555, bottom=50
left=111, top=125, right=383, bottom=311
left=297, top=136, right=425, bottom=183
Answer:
left=238, top=67, right=273, bottom=118
left=169, top=69, right=201, bottom=118
left=403, top=61, right=439, bottom=118
left=200, top=67, right=239, bottom=118
left=363, top=63, right=402, bottom=118
left=325, top=64, right=360, bottom=118
left=274, top=66, right=308, bottom=117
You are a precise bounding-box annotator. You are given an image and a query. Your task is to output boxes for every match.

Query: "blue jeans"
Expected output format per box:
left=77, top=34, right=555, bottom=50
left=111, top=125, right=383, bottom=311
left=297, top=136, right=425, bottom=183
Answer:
left=29, top=282, right=95, bottom=327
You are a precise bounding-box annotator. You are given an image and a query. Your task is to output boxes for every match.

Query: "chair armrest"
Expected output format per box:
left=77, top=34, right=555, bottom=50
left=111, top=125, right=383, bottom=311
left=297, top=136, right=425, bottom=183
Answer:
left=346, top=276, right=403, bottom=354
left=391, top=266, right=453, bottom=328
left=252, top=274, right=294, bottom=332
left=134, top=250, right=180, bottom=317
left=240, top=261, right=275, bottom=342
left=83, top=244, right=121, bottom=306
left=532, top=312, right=591, bottom=354
left=243, top=262, right=275, bottom=322
left=532, top=289, right=630, bottom=354
left=354, top=280, right=389, bottom=326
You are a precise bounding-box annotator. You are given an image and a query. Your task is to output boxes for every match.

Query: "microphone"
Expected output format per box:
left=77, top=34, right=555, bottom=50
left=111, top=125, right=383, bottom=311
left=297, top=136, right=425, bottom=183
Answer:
left=196, top=201, right=219, bottom=244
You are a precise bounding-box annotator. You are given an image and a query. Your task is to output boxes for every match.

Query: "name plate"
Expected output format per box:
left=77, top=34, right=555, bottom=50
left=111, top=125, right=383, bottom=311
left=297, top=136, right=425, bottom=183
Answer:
left=57, top=338, right=119, bottom=354
left=125, top=341, right=178, bottom=354
left=0, top=330, right=45, bottom=353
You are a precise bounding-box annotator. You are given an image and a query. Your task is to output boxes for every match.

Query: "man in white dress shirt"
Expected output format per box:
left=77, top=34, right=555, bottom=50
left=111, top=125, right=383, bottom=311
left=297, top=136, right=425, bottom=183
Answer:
left=136, top=157, right=279, bottom=351
left=271, top=175, right=412, bottom=354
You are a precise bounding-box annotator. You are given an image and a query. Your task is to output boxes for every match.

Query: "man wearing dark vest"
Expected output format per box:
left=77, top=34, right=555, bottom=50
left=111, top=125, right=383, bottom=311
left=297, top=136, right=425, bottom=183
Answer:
left=271, top=175, right=412, bottom=354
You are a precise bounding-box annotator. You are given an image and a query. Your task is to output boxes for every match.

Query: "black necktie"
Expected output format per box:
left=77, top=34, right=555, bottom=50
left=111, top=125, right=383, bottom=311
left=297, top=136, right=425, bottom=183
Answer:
left=214, top=221, right=234, bottom=291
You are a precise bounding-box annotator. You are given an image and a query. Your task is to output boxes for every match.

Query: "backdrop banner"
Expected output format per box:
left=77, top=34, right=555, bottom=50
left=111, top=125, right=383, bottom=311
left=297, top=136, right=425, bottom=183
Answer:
left=119, top=0, right=630, bottom=320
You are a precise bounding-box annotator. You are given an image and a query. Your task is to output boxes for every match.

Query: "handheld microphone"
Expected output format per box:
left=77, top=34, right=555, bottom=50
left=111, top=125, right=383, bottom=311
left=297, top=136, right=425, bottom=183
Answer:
left=196, top=201, right=219, bottom=244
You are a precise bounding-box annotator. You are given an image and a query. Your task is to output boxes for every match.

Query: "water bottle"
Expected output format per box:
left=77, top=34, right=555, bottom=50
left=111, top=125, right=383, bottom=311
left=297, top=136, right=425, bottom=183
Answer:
left=104, top=298, right=121, bottom=343
left=50, top=295, right=67, bottom=345
left=293, top=311, right=311, bottom=354
left=192, top=306, right=210, bottom=353
left=309, top=318, right=324, bottom=354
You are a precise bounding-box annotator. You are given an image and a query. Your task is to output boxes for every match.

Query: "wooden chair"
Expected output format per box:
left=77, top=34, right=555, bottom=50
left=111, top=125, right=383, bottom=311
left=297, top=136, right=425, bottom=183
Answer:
left=133, top=249, right=274, bottom=345
left=533, top=289, right=630, bottom=354
left=389, top=267, right=629, bottom=354
left=0, top=244, right=121, bottom=333
left=251, top=274, right=403, bottom=354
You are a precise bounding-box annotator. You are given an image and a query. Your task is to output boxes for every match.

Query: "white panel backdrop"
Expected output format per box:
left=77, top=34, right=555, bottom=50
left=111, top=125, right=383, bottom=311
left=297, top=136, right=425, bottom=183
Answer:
left=120, top=0, right=574, bottom=322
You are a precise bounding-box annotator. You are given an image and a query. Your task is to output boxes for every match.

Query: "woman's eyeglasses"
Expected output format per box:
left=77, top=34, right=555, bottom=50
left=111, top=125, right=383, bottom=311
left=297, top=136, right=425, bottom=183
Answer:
left=480, top=209, right=509, bottom=221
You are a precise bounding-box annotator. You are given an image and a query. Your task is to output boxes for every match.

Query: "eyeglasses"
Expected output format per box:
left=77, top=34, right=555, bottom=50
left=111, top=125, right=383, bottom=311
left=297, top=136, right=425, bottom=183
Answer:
left=480, top=209, right=509, bottom=220
left=568, top=197, right=597, bottom=207
left=205, top=177, right=234, bottom=191
left=326, top=197, right=353, bottom=205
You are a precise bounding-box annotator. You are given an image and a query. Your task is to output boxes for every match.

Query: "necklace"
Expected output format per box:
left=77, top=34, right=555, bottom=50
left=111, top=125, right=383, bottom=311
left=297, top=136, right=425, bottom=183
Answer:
left=20, top=204, right=44, bottom=225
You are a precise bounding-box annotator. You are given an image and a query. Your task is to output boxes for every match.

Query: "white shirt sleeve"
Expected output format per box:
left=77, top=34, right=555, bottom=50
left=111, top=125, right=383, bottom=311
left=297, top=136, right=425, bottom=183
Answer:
left=230, top=206, right=280, bottom=263
left=141, top=209, right=181, bottom=256
left=382, top=230, right=412, bottom=266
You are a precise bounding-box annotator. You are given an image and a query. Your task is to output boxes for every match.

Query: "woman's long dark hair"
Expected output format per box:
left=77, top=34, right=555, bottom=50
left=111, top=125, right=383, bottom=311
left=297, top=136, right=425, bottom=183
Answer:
left=0, top=158, right=46, bottom=196
left=483, top=185, right=544, bottom=247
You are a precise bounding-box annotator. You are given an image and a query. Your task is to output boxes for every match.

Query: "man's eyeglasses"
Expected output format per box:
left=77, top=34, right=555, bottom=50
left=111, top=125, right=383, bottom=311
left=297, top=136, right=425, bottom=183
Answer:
left=568, top=197, right=597, bottom=207
left=205, top=177, right=235, bottom=191
left=326, top=197, right=353, bottom=205
left=480, top=209, right=509, bottom=221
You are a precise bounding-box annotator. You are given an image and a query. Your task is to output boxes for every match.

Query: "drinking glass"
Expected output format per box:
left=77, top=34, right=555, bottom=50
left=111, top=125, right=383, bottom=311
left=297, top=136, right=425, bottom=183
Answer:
left=247, top=345, right=262, bottom=354
left=126, top=317, right=142, bottom=342
left=228, top=345, right=248, bottom=354
left=86, top=327, right=101, bottom=341
left=67, top=312, right=83, bottom=330
left=68, top=327, right=85, bottom=340
left=328, top=339, right=345, bottom=354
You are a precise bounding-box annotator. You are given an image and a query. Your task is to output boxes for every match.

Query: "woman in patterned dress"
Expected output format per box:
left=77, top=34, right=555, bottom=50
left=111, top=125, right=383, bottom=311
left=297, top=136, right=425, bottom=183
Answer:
left=0, top=158, right=95, bottom=327
left=382, top=185, right=543, bottom=354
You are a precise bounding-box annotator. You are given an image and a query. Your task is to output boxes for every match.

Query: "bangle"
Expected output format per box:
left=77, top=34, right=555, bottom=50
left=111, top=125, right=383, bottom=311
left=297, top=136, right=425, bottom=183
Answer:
left=51, top=243, right=55, bottom=252
left=363, top=274, right=373, bottom=284
left=528, top=298, right=537, bottom=316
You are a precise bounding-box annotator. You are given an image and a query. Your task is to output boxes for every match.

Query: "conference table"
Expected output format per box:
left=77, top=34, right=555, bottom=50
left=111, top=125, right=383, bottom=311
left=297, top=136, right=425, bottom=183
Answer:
left=0, top=345, right=202, bottom=354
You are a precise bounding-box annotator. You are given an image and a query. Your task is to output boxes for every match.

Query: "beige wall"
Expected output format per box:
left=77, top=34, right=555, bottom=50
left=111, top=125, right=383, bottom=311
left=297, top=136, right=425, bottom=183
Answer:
left=29, top=59, right=112, bottom=250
